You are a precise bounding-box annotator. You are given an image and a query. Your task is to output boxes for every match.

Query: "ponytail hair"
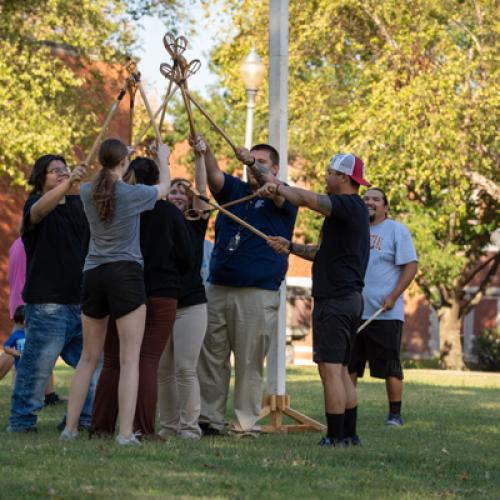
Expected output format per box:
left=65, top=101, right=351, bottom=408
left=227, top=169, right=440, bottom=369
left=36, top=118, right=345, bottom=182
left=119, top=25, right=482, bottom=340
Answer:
left=92, top=139, right=128, bottom=222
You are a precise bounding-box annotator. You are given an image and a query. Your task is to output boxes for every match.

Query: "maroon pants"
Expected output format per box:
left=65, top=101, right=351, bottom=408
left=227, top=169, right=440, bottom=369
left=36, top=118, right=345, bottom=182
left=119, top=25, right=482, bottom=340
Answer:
left=91, top=297, right=177, bottom=436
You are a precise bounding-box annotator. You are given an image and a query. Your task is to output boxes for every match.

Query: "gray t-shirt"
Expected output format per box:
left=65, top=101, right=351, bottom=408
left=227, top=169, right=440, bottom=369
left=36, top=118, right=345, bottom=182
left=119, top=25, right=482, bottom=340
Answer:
left=80, top=180, right=157, bottom=271
left=362, top=219, right=417, bottom=322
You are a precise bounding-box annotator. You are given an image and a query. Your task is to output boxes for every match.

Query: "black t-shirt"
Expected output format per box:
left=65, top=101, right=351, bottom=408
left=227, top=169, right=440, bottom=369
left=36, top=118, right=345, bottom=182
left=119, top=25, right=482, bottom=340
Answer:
left=312, top=194, right=370, bottom=298
left=22, top=194, right=89, bottom=304
left=140, top=200, right=194, bottom=298
left=178, top=218, right=208, bottom=309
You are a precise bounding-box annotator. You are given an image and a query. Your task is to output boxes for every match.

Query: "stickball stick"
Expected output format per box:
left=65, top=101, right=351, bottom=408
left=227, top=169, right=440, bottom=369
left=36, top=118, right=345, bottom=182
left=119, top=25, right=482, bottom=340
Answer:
left=186, top=90, right=239, bottom=154
left=188, top=187, right=269, bottom=241
left=184, top=193, right=258, bottom=220
left=126, top=61, right=163, bottom=144
left=133, top=86, right=178, bottom=147
left=357, top=307, right=385, bottom=334
left=84, top=83, right=128, bottom=165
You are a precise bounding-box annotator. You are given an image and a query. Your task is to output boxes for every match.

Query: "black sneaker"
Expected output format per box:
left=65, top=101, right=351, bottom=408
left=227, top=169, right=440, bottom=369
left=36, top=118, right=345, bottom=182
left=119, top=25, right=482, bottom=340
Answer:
left=346, top=435, right=363, bottom=447
left=44, top=392, right=64, bottom=406
left=318, top=436, right=347, bottom=447
left=200, top=422, right=227, bottom=437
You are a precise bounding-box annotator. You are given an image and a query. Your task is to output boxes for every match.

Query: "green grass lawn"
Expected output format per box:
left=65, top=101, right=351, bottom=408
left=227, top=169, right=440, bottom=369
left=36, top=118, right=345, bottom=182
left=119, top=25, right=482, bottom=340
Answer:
left=0, top=366, right=499, bottom=499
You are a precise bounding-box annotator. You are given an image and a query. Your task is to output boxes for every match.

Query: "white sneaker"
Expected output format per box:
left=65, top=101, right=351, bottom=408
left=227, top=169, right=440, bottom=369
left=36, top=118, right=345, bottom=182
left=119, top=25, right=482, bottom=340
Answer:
left=115, top=433, right=142, bottom=446
left=59, top=428, right=78, bottom=441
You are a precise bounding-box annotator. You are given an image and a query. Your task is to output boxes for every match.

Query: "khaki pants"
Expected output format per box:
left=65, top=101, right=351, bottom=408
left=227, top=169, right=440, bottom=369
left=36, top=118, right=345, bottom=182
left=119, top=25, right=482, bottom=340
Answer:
left=198, top=284, right=279, bottom=432
left=158, top=303, right=207, bottom=438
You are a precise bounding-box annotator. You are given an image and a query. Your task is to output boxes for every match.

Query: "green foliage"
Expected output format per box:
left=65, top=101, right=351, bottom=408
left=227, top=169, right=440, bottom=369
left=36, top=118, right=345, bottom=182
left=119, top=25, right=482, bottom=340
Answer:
left=202, top=0, right=499, bottom=307
left=472, top=327, right=500, bottom=372
left=0, top=1, right=181, bottom=186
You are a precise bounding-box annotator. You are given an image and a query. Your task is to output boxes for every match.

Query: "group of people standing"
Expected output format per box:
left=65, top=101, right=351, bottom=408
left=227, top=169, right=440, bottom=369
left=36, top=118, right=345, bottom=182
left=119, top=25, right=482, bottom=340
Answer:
left=4, top=130, right=417, bottom=448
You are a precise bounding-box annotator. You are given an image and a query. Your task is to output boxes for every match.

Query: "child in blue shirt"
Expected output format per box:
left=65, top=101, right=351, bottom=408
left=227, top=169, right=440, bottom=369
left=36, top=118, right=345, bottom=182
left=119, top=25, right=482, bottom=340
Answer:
left=4, top=305, right=63, bottom=406
left=4, top=306, right=26, bottom=374
left=3, top=306, right=26, bottom=384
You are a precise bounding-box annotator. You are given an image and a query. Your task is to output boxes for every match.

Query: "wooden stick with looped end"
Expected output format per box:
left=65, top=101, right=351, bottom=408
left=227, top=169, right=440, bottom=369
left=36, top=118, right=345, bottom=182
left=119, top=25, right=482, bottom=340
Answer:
left=357, top=307, right=385, bottom=334
left=127, top=79, right=138, bottom=146
left=158, top=77, right=174, bottom=135
left=185, top=89, right=270, bottom=186
left=185, top=89, right=239, bottom=155
left=126, top=61, right=163, bottom=144
left=187, top=187, right=269, bottom=241
left=184, top=193, right=258, bottom=220
left=84, top=78, right=130, bottom=165
left=133, top=85, right=179, bottom=148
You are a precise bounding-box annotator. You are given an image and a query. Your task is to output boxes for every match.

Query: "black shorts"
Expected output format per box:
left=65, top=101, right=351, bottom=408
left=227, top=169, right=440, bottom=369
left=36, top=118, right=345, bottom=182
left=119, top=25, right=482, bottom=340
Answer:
left=81, top=261, right=146, bottom=319
left=348, top=319, right=404, bottom=380
left=312, top=292, right=363, bottom=365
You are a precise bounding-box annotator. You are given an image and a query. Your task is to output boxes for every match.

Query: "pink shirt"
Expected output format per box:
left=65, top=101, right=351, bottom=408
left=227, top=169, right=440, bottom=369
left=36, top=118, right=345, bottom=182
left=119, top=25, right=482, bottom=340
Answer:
left=8, top=237, right=26, bottom=319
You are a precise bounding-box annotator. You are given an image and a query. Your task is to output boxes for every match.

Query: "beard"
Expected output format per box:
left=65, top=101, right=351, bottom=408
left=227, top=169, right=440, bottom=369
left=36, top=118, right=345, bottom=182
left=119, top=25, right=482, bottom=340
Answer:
left=369, top=214, right=375, bottom=222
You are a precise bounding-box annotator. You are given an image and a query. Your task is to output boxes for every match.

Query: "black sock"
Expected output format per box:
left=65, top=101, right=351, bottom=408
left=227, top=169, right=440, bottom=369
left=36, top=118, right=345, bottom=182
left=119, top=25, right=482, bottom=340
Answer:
left=389, top=401, right=402, bottom=415
left=326, top=413, right=344, bottom=441
left=344, top=406, right=357, bottom=438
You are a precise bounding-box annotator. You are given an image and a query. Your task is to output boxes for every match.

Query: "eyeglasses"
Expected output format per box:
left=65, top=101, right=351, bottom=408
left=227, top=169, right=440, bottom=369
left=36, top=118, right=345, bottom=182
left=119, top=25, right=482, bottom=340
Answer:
left=47, top=167, right=70, bottom=175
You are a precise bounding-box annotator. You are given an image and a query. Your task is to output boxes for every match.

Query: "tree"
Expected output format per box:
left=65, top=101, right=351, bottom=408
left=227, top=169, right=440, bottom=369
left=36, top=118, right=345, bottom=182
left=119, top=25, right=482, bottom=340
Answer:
left=202, top=0, right=499, bottom=369
left=0, top=0, right=181, bottom=185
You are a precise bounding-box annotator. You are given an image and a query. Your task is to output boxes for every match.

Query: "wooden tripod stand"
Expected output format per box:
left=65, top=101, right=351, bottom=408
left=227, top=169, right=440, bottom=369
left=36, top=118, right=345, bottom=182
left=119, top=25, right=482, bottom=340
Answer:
left=259, top=394, right=325, bottom=433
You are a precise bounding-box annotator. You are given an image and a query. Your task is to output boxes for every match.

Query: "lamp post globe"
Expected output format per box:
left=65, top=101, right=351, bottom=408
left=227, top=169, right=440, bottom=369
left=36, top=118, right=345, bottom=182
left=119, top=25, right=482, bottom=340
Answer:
left=240, top=48, right=265, bottom=180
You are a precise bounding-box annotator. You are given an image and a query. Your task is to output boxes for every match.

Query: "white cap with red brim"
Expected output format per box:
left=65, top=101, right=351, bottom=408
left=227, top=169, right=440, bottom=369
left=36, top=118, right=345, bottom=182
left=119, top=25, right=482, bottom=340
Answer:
left=329, top=153, right=370, bottom=187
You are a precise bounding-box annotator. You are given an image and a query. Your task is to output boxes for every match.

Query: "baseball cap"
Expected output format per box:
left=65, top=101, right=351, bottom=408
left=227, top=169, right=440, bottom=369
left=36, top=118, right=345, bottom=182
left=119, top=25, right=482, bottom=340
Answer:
left=329, top=153, right=370, bottom=187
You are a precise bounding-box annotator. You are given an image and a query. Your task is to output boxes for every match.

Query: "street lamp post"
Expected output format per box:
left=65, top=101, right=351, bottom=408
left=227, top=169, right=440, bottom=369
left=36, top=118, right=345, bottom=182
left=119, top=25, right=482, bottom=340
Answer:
left=240, top=47, right=265, bottom=181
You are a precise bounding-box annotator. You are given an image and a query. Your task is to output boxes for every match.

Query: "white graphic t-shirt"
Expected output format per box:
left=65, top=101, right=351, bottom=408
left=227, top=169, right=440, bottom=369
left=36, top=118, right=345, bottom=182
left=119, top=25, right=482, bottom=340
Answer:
left=362, top=219, right=417, bottom=322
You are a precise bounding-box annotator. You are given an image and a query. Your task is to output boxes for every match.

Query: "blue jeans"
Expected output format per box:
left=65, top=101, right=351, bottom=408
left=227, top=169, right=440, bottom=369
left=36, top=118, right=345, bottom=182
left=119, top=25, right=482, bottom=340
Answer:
left=8, top=303, right=96, bottom=431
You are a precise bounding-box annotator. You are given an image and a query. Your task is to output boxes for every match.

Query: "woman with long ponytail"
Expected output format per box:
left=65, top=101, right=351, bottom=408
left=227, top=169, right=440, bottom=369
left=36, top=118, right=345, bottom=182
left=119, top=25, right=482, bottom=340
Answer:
left=90, top=155, right=194, bottom=439
left=61, top=138, right=170, bottom=445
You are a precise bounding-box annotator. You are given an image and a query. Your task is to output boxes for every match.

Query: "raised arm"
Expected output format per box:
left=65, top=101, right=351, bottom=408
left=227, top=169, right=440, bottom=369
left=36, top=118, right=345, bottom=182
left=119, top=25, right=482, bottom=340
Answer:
left=258, top=183, right=332, bottom=217
left=29, top=164, right=87, bottom=226
left=203, top=141, right=225, bottom=194
left=191, top=135, right=212, bottom=217
left=155, top=143, right=171, bottom=199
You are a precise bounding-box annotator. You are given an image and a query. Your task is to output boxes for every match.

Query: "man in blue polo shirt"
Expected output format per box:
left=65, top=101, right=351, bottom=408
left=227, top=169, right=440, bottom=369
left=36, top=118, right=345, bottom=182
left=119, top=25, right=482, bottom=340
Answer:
left=197, top=139, right=297, bottom=436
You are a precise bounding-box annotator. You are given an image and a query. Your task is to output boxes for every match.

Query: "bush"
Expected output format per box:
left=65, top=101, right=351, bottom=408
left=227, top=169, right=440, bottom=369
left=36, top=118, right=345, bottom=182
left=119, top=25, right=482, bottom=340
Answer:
left=472, top=328, right=500, bottom=372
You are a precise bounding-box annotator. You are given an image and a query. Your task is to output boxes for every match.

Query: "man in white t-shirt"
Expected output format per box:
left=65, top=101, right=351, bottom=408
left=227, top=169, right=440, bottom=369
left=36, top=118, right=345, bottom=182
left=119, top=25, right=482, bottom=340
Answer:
left=349, top=188, right=418, bottom=426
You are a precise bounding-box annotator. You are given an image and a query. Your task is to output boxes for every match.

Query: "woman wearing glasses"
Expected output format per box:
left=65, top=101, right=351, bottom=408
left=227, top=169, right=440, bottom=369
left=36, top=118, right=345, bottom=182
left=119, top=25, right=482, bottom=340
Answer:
left=8, top=155, right=91, bottom=433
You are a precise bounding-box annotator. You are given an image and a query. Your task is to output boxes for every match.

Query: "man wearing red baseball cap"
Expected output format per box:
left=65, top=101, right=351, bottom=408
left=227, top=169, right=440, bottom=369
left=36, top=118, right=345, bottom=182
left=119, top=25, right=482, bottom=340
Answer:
left=328, top=153, right=371, bottom=187
left=257, top=152, right=370, bottom=447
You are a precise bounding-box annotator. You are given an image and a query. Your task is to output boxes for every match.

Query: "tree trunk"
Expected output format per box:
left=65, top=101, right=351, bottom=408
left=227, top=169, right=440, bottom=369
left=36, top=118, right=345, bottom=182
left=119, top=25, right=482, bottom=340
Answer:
left=438, top=298, right=465, bottom=370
